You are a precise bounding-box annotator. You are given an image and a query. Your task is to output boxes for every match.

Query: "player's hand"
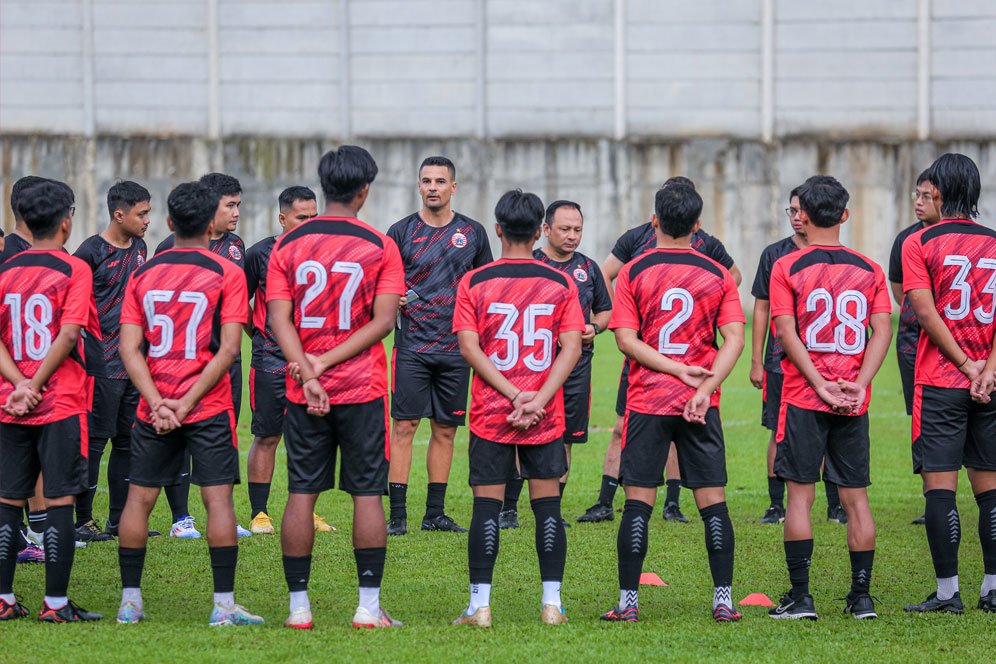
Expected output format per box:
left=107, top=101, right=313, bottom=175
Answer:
left=581, top=324, right=597, bottom=343
left=749, top=362, right=764, bottom=390
left=508, top=391, right=546, bottom=430
left=303, top=377, right=330, bottom=416
left=2, top=382, right=42, bottom=417
left=959, top=358, right=985, bottom=382
left=399, top=295, right=408, bottom=307
left=836, top=379, right=866, bottom=414
left=304, top=353, right=326, bottom=378
left=814, top=379, right=850, bottom=411
left=682, top=390, right=710, bottom=424
left=970, top=370, right=995, bottom=404
left=676, top=365, right=714, bottom=389
left=151, top=401, right=182, bottom=434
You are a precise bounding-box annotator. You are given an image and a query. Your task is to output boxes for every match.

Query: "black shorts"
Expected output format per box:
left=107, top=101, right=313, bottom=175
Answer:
left=468, top=434, right=567, bottom=486
left=391, top=349, right=470, bottom=426
left=564, top=354, right=592, bottom=444
left=620, top=409, right=727, bottom=489
left=761, top=370, right=783, bottom=431
left=284, top=398, right=389, bottom=495
left=912, top=385, right=996, bottom=473
left=774, top=403, right=870, bottom=488
left=249, top=368, right=286, bottom=437
left=230, top=358, right=243, bottom=422
left=0, top=414, right=89, bottom=500
left=897, top=351, right=915, bottom=416
left=90, top=376, right=139, bottom=439
left=615, top=361, right=630, bottom=417
left=129, top=411, right=239, bottom=488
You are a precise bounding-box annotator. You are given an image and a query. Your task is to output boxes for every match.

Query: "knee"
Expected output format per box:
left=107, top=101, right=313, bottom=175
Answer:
left=429, top=423, right=457, bottom=446
left=392, top=420, right=420, bottom=441
left=253, top=435, right=281, bottom=449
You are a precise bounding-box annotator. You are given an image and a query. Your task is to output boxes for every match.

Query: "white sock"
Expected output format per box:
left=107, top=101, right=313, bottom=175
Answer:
left=122, top=587, right=142, bottom=606
left=0, top=593, right=15, bottom=604
left=289, top=591, right=310, bottom=613
left=213, top=592, right=235, bottom=607
left=982, top=574, right=996, bottom=596
left=358, top=586, right=380, bottom=614
left=542, top=581, right=562, bottom=609
left=713, top=585, right=733, bottom=609
left=620, top=589, right=638, bottom=609
left=44, top=596, right=67, bottom=610
left=468, top=583, right=491, bottom=612
left=936, top=576, right=959, bottom=601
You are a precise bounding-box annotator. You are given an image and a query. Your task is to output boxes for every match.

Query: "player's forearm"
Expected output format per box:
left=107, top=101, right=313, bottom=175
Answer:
left=269, top=302, right=317, bottom=382
left=314, top=314, right=393, bottom=373
left=615, top=330, right=688, bottom=377
left=458, top=335, right=519, bottom=401
left=775, top=317, right=827, bottom=389
left=120, top=334, right=165, bottom=407
left=909, top=289, right=971, bottom=365
left=27, top=325, right=80, bottom=392
left=730, top=264, right=743, bottom=287
left=534, top=331, right=582, bottom=408
left=698, top=323, right=745, bottom=395
left=0, top=343, right=27, bottom=386
left=244, top=302, right=255, bottom=336
left=592, top=310, right=612, bottom=333
left=854, top=315, right=893, bottom=387
left=889, top=281, right=904, bottom=307
left=751, top=299, right=769, bottom=368
left=178, top=342, right=237, bottom=412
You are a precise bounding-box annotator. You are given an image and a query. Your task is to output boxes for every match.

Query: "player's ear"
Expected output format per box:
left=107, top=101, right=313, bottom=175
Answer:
left=693, top=219, right=702, bottom=233
left=533, top=226, right=542, bottom=242
left=62, top=214, right=72, bottom=240
left=840, top=209, right=850, bottom=225
left=494, top=223, right=503, bottom=240
left=166, top=216, right=176, bottom=232
left=651, top=214, right=660, bottom=230
left=278, top=212, right=287, bottom=230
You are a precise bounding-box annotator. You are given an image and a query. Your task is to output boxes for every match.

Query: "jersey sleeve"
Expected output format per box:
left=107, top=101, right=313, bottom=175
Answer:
left=608, top=268, right=640, bottom=330
left=871, top=266, right=893, bottom=314
left=590, top=262, right=613, bottom=313
left=560, top=281, right=586, bottom=333
left=244, top=248, right=260, bottom=302
left=61, top=263, right=93, bottom=326
left=768, top=259, right=795, bottom=318
left=154, top=235, right=174, bottom=256
left=386, top=220, right=404, bottom=253
left=72, top=238, right=98, bottom=272
left=120, top=277, right=143, bottom=326
left=751, top=247, right=773, bottom=300
left=473, top=226, right=494, bottom=268
left=451, top=275, right=477, bottom=333
left=266, top=244, right=292, bottom=302
left=888, top=232, right=905, bottom=284
left=220, top=264, right=250, bottom=325
left=902, top=232, right=931, bottom=292
left=703, top=233, right=735, bottom=269
left=375, top=239, right=407, bottom=296
left=610, top=229, right=635, bottom=263
left=717, top=271, right=747, bottom=327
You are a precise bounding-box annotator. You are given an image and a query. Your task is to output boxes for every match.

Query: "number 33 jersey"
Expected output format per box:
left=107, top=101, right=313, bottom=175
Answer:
left=453, top=258, right=586, bottom=445
left=0, top=250, right=98, bottom=425
left=769, top=245, right=891, bottom=414
left=121, top=248, right=249, bottom=424
left=267, top=216, right=406, bottom=405
left=902, top=219, right=996, bottom=389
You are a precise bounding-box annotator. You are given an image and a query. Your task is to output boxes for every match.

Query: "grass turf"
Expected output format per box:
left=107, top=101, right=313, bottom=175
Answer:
left=4, top=324, right=992, bottom=662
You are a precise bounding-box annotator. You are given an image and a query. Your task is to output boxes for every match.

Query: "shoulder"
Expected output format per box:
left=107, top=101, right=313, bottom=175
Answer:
left=387, top=213, right=419, bottom=236
left=247, top=236, right=275, bottom=258
left=455, top=213, right=486, bottom=233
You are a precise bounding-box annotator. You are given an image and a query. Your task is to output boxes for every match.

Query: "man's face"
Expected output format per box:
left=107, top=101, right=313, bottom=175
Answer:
left=418, top=166, right=455, bottom=211
left=913, top=182, right=941, bottom=223
left=788, top=195, right=805, bottom=235
left=213, top=193, right=241, bottom=233
left=119, top=200, right=151, bottom=238
left=279, top=198, right=318, bottom=233
left=544, top=206, right=583, bottom=255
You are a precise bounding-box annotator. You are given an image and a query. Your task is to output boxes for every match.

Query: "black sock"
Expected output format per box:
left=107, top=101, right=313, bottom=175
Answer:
left=248, top=482, right=271, bottom=519
left=502, top=478, right=524, bottom=511
left=559, top=482, right=567, bottom=497
left=665, top=479, right=681, bottom=506
left=43, top=505, right=75, bottom=598
left=283, top=555, right=312, bottom=592
left=598, top=474, right=619, bottom=507
left=849, top=549, right=874, bottom=595
left=975, top=489, right=996, bottom=577
left=468, top=497, right=502, bottom=584
left=785, top=539, right=813, bottom=598
left=119, top=546, right=146, bottom=589
left=164, top=471, right=191, bottom=524
left=388, top=483, right=408, bottom=520
left=107, top=434, right=130, bottom=526
left=617, top=499, right=653, bottom=598
left=925, top=489, right=960, bottom=578
left=28, top=510, right=46, bottom=535
left=531, top=496, right=567, bottom=582
left=699, top=502, right=735, bottom=588
left=76, top=436, right=105, bottom=525
left=768, top=476, right=785, bottom=507
left=0, top=503, right=21, bottom=595
left=209, top=545, right=238, bottom=594
left=425, top=483, right=447, bottom=519
left=825, top=481, right=840, bottom=508
left=354, top=547, right=386, bottom=588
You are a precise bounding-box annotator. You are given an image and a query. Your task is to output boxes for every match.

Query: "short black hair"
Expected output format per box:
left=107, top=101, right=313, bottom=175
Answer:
left=915, top=168, right=931, bottom=186
left=789, top=185, right=803, bottom=201
left=198, top=172, right=242, bottom=198
left=278, top=186, right=316, bottom=212
left=419, top=156, right=456, bottom=180
left=17, top=180, right=74, bottom=240
left=107, top=180, right=151, bottom=217
left=544, top=200, right=583, bottom=226
left=495, top=189, right=544, bottom=243
left=661, top=176, right=696, bottom=190
left=925, top=153, right=980, bottom=219
left=654, top=184, right=702, bottom=238
left=318, top=146, right=378, bottom=204
left=10, top=175, right=50, bottom=222
left=797, top=175, right=849, bottom=228
left=168, top=182, right=216, bottom=238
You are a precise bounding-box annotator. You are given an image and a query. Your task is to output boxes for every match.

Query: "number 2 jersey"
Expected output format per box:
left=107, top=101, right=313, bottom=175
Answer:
left=453, top=258, right=586, bottom=445
left=0, top=250, right=98, bottom=425
left=769, top=245, right=891, bottom=414
left=609, top=248, right=744, bottom=416
left=902, top=218, right=996, bottom=390
left=266, top=216, right=406, bottom=405
left=120, top=248, right=249, bottom=424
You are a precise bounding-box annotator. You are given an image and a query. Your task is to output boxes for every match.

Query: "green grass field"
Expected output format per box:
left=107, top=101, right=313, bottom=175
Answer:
left=5, top=324, right=992, bottom=663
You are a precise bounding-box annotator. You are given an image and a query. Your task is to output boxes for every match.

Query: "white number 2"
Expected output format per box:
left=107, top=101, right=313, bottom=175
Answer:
left=295, top=260, right=364, bottom=330
left=943, top=254, right=996, bottom=324
left=143, top=289, right=209, bottom=360
left=3, top=293, right=53, bottom=361
left=804, top=288, right=868, bottom=355
left=486, top=302, right=554, bottom=372
left=657, top=288, right=694, bottom=355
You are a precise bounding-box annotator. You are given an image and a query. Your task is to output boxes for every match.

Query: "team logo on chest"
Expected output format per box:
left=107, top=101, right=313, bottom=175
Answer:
left=450, top=232, right=468, bottom=249
left=135, top=255, right=146, bottom=266
left=573, top=267, right=589, bottom=283
left=229, top=245, right=243, bottom=261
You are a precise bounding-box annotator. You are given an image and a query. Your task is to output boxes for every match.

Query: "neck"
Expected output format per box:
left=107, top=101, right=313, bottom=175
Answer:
left=656, top=233, right=692, bottom=249
left=501, top=242, right=535, bottom=260
left=175, top=234, right=210, bottom=249
left=921, top=217, right=941, bottom=227
left=805, top=226, right=842, bottom=246
left=420, top=205, right=453, bottom=227
left=542, top=244, right=573, bottom=262
left=102, top=224, right=133, bottom=248
left=324, top=202, right=358, bottom=218
left=13, top=222, right=32, bottom=243
left=792, top=232, right=808, bottom=248
left=31, top=238, right=62, bottom=251
left=209, top=229, right=226, bottom=241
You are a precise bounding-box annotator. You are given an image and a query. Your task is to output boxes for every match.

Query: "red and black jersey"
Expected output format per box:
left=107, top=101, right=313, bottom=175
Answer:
left=770, top=245, right=891, bottom=414
left=611, top=223, right=736, bottom=269
left=610, top=249, right=744, bottom=416
left=452, top=258, right=586, bottom=445
left=74, top=235, right=147, bottom=379
left=0, top=250, right=98, bottom=425
left=890, top=221, right=926, bottom=357
left=267, top=216, right=406, bottom=405
left=0, top=233, right=32, bottom=263
left=244, top=236, right=284, bottom=374
left=532, top=248, right=612, bottom=358
left=157, top=232, right=246, bottom=268
left=121, top=248, right=248, bottom=424
left=387, top=212, right=492, bottom=355
left=751, top=236, right=802, bottom=374
left=902, top=219, right=996, bottom=389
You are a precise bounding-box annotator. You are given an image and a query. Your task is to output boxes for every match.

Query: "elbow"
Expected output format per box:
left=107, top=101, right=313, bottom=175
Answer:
left=373, top=314, right=395, bottom=340
left=62, top=327, right=81, bottom=347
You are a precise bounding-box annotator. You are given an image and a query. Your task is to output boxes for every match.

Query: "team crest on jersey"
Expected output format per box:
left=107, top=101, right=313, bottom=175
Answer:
left=229, top=245, right=242, bottom=260
left=573, top=267, right=588, bottom=282
left=136, top=254, right=146, bottom=266
left=451, top=232, right=468, bottom=248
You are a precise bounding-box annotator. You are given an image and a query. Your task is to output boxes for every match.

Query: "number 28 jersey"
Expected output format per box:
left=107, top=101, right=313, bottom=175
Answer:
left=453, top=259, right=586, bottom=445
left=769, top=245, right=891, bottom=414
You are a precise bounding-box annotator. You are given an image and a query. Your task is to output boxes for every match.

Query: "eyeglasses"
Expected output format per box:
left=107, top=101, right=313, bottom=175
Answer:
left=911, top=191, right=933, bottom=202
left=784, top=207, right=799, bottom=217
left=69, top=206, right=76, bottom=217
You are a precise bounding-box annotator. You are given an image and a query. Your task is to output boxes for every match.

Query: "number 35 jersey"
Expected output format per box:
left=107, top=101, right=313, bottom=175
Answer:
left=770, top=245, right=891, bottom=414
left=0, top=250, right=97, bottom=425
left=267, top=216, right=406, bottom=405
left=453, top=258, right=586, bottom=445
left=902, top=219, right=996, bottom=389
left=121, top=248, right=249, bottom=424
left=610, top=248, right=744, bottom=417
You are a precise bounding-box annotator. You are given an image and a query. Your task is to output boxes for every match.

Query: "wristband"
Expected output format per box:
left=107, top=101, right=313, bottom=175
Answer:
left=591, top=322, right=601, bottom=335
left=511, top=390, right=521, bottom=402
left=958, top=357, right=970, bottom=369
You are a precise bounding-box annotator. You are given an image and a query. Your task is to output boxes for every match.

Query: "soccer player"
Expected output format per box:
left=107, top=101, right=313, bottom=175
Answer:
left=385, top=156, right=492, bottom=536
left=72, top=181, right=154, bottom=543
left=115, top=181, right=261, bottom=626
left=499, top=200, right=611, bottom=529
left=3, top=175, right=43, bottom=262
left=889, top=170, right=942, bottom=526
left=767, top=175, right=892, bottom=621
left=0, top=179, right=102, bottom=622
left=750, top=188, right=807, bottom=524
left=452, top=189, right=584, bottom=627
left=244, top=185, right=330, bottom=534
left=601, top=182, right=745, bottom=624
left=902, top=153, right=996, bottom=615
left=268, top=146, right=404, bottom=630
left=577, top=176, right=741, bottom=524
